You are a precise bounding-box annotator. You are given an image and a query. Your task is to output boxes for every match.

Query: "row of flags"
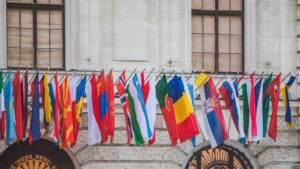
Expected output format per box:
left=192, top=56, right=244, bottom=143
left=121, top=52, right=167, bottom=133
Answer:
left=0, top=70, right=297, bottom=149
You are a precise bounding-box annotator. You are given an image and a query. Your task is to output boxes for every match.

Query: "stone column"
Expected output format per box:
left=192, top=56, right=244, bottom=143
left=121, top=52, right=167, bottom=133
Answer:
left=297, top=0, right=300, bottom=100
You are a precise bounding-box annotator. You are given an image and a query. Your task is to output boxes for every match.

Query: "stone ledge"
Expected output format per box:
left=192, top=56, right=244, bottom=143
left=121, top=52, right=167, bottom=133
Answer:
left=81, top=162, right=181, bottom=169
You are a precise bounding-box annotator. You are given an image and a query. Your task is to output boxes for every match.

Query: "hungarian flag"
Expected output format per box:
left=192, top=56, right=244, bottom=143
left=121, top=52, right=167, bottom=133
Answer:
left=59, top=76, right=75, bottom=148
left=97, top=71, right=109, bottom=144
left=29, top=73, right=40, bottom=144
left=0, top=71, right=5, bottom=141
left=116, top=71, right=133, bottom=144
left=69, top=74, right=77, bottom=146
left=21, top=70, right=28, bottom=139
left=12, top=70, right=23, bottom=140
left=86, top=74, right=102, bottom=145
left=268, top=74, right=281, bottom=141
left=40, top=73, right=52, bottom=128
left=156, top=74, right=178, bottom=145
left=49, top=73, right=60, bottom=143
left=106, top=71, right=115, bottom=143
left=168, top=75, right=199, bottom=143
left=281, top=75, right=296, bottom=127
left=219, top=78, right=245, bottom=142
left=262, top=74, right=272, bottom=137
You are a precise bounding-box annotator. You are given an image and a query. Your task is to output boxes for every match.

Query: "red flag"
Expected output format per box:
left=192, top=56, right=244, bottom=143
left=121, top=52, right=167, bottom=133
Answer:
left=249, top=73, right=257, bottom=137
left=105, top=71, right=115, bottom=143
left=268, top=74, right=281, bottom=141
left=13, top=70, right=23, bottom=140
left=90, top=74, right=102, bottom=133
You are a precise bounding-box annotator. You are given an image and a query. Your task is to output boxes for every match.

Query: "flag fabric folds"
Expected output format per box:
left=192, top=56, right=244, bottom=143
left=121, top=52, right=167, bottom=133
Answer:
left=262, top=74, right=272, bottom=137
left=0, top=71, right=5, bottom=141
left=168, top=75, right=199, bottom=143
left=21, top=70, right=28, bottom=139
left=40, top=73, right=52, bottom=126
left=29, top=73, right=40, bottom=144
left=116, top=71, right=133, bottom=144
left=200, top=77, right=228, bottom=148
left=268, top=74, right=281, bottom=141
left=187, top=74, right=197, bottom=146
left=156, top=74, right=178, bottom=145
left=246, top=73, right=257, bottom=138
left=69, top=74, right=77, bottom=147
left=241, top=83, right=249, bottom=137
left=49, top=73, right=60, bottom=143
left=219, top=78, right=245, bottom=142
left=281, top=75, right=296, bottom=127
left=12, top=70, right=23, bottom=140
left=106, top=71, right=115, bottom=143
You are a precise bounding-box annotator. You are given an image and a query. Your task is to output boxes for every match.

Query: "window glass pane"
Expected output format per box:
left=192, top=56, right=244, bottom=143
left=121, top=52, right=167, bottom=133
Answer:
left=219, top=35, right=230, bottom=53
left=192, top=0, right=202, bottom=10
left=37, top=49, right=50, bottom=68
left=218, top=54, right=230, bottom=72
left=219, top=0, right=230, bottom=10
left=231, top=54, right=242, bottom=72
left=8, top=48, right=21, bottom=67
left=231, top=35, right=242, bottom=53
left=192, top=15, right=202, bottom=34
left=203, top=16, right=214, bottom=34
left=21, top=28, right=33, bottom=48
left=219, top=16, right=230, bottom=34
left=37, top=10, right=50, bottom=29
left=203, top=53, right=215, bottom=71
left=7, top=28, right=20, bottom=48
left=192, top=34, right=203, bottom=53
left=21, top=10, right=33, bottom=28
left=37, top=0, right=49, bottom=4
left=231, top=16, right=242, bottom=35
left=231, top=0, right=242, bottom=10
left=50, top=49, right=63, bottom=68
left=50, top=0, right=63, bottom=4
left=7, top=0, right=19, bottom=3
left=20, top=0, right=33, bottom=3
left=21, top=48, right=34, bottom=67
left=203, top=0, right=215, bottom=10
left=203, top=34, right=214, bottom=53
left=192, top=53, right=203, bottom=71
left=50, top=10, right=63, bottom=29
left=37, top=29, right=50, bottom=49
left=50, top=29, right=63, bottom=49
left=7, top=9, right=20, bottom=28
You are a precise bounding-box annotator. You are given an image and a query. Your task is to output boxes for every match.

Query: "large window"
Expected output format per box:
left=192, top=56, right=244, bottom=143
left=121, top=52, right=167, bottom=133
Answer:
left=192, top=0, right=244, bottom=73
left=7, top=0, right=64, bottom=69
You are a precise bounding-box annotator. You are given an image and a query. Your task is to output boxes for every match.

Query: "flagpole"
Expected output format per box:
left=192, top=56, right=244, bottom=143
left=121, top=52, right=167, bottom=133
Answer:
left=113, top=68, right=126, bottom=86
left=155, top=68, right=164, bottom=81
left=167, top=69, right=176, bottom=80
left=124, top=68, right=137, bottom=88
left=145, top=67, right=155, bottom=81
left=186, top=71, right=194, bottom=81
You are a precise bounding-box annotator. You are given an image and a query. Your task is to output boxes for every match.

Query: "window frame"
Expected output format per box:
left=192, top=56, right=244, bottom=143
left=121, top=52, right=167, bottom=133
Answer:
left=6, top=0, right=65, bottom=70
left=192, top=0, right=245, bottom=74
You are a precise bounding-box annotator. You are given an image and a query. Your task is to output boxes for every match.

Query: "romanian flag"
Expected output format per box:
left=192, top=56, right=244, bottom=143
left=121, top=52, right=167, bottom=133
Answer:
left=12, top=70, right=23, bottom=140
left=0, top=71, right=5, bottom=141
left=97, top=71, right=109, bottom=144
left=86, top=74, right=102, bottom=145
left=268, top=74, right=281, bottom=141
left=69, top=74, right=77, bottom=146
left=116, top=71, right=133, bottom=144
left=105, top=71, right=115, bottom=143
left=49, top=73, right=60, bottom=143
left=59, top=76, right=74, bottom=148
left=29, top=73, right=40, bottom=144
left=200, top=77, right=228, bottom=148
left=281, top=75, right=296, bottom=127
left=21, top=70, right=28, bottom=138
left=168, top=75, right=199, bottom=143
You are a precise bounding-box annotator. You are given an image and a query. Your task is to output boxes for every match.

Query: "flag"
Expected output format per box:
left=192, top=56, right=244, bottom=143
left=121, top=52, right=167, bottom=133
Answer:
left=69, top=74, right=77, bottom=146
left=116, top=71, right=133, bottom=144
left=21, top=70, right=28, bottom=139
left=268, top=74, right=281, bottom=141
left=86, top=74, right=101, bottom=145
left=200, top=77, right=228, bottom=148
left=127, top=74, right=152, bottom=142
left=29, top=73, right=40, bottom=144
left=0, top=71, right=5, bottom=141
left=12, top=70, right=23, bottom=140
left=281, top=75, right=296, bottom=127
left=156, top=74, right=178, bottom=145
left=168, top=75, right=199, bottom=143
left=97, top=71, right=109, bottom=144
left=194, top=73, right=210, bottom=87
left=248, top=78, right=263, bottom=141
left=219, top=78, right=245, bottom=142
left=43, top=73, right=52, bottom=124
left=262, top=74, right=272, bottom=137
left=49, top=73, right=60, bottom=143
left=59, top=76, right=74, bottom=148
left=106, top=71, right=115, bottom=143
left=241, top=84, right=249, bottom=136
left=246, top=73, right=257, bottom=138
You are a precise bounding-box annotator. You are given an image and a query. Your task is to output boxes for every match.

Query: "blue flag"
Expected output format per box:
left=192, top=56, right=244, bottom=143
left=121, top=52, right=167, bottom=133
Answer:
left=29, top=73, right=40, bottom=144
left=4, top=73, right=15, bottom=144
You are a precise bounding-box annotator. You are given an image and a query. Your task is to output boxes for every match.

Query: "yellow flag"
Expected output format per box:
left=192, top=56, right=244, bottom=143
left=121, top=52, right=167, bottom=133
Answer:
left=194, top=73, right=210, bottom=88
left=43, top=72, right=52, bottom=122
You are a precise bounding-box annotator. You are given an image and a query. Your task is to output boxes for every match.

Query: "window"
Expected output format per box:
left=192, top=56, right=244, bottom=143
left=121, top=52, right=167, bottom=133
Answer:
left=192, top=0, right=244, bottom=73
left=7, top=0, right=64, bottom=69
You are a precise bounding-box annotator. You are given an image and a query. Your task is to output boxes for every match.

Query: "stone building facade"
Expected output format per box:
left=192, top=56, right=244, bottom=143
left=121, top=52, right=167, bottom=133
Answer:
left=0, top=0, right=299, bottom=169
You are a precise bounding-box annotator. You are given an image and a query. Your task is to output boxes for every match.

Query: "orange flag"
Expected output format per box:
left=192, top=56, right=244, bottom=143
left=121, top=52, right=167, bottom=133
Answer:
left=106, top=71, right=115, bottom=143
left=59, top=76, right=74, bottom=148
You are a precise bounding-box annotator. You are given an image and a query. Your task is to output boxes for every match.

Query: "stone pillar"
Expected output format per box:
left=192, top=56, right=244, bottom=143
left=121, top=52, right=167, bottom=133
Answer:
left=296, top=0, right=300, bottom=100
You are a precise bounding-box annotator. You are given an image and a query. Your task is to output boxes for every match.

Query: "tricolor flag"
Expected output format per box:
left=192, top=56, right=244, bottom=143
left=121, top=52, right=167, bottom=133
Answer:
left=59, top=76, right=75, bottom=148
left=219, top=78, right=245, bottom=143
left=69, top=74, right=77, bottom=146
left=40, top=73, right=52, bottom=128
left=106, top=71, right=115, bottom=143
left=268, top=74, right=281, bottom=141
left=29, top=73, right=40, bottom=144
left=127, top=74, right=152, bottom=143
left=0, top=71, right=5, bottom=141
left=200, top=77, right=228, bottom=148
left=12, top=70, right=23, bottom=140
left=281, top=75, right=296, bottom=127
left=116, top=71, right=133, bottom=144
left=262, top=74, right=272, bottom=137
left=49, top=73, right=60, bottom=143
left=169, top=75, right=199, bottom=143
left=21, top=70, right=28, bottom=139
left=86, top=74, right=101, bottom=145
left=156, top=74, right=178, bottom=145
left=97, top=71, right=109, bottom=144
